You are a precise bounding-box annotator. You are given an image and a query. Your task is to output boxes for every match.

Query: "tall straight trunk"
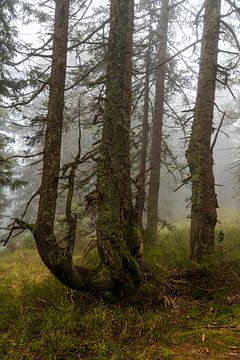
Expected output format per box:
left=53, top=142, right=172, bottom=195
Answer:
left=96, top=0, right=142, bottom=291
left=135, top=35, right=151, bottom=228
left=145, top=0, right=169, bottom=247
left=186, top=0, right=221, bottom=262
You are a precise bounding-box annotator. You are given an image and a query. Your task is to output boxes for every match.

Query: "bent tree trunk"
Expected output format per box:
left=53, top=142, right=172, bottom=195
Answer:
left=33, top=0, right=89, bottom=289
left=97, top=0, right=142, bottom=292
left=19, top=0, right=140, bottom=293
left=186, top=0, right=221, bottom=262
left=145, top=0, right=169, bottom=247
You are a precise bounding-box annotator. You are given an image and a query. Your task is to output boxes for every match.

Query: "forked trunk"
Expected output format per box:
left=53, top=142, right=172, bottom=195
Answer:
left=19, top=0, right=141, bottom=293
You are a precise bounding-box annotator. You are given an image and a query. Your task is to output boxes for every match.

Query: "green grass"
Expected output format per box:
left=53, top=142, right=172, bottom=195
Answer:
left=0, top=216, right=240, bottom=359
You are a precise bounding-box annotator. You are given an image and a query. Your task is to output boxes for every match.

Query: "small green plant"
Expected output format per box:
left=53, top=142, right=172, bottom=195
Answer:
left=162, top=348, right=174, bottom=359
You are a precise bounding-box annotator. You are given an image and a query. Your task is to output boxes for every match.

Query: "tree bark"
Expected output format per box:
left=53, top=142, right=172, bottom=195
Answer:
left=15, top=0, right=141, bottom=294
left=135, top=29, right=151, bottom=229
left=32, top=0, right=90, bottom=290
left=145, top=0, right=169, bottom=247
left=186, top=0, right=221, bottom=263
left=97, top=0, right=142, bottom=291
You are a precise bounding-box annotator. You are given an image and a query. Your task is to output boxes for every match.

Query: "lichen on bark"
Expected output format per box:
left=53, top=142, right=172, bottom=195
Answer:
left=97, top=0, right=142, bottom=291
left=24, top=0, right=142, bottom=294
left=186, top=0, right=221, bottom=262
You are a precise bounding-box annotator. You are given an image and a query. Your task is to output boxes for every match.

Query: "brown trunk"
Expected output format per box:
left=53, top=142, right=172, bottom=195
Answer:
left=145, top=0, right=169, bottom=247
left=31, top=0, right=95, bottom=290
left=186, top=0, right=221, bottom=263
left=96, top=0, right=142, bottom=291
left=135, top=31, right=151, bottom=229
left=16, top=0, right=141, bottom=293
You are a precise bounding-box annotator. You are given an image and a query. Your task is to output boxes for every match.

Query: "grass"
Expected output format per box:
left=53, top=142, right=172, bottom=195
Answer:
left=0, top=216, right=240, bottom=359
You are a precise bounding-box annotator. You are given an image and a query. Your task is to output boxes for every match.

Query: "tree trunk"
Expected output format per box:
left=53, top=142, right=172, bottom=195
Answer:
left=135, top=33, right=151, bottom=229
left=32, top=0, right=91, bottom=290
left=27, top=0, right=108, bottom=291
left=186, top=0, right=221, bottom=263
left=15, top=0, right=141, bottom=294
left=145, top=0, right=169, bottom=247
left=94, top=0, right=141, bottom=288
left=96, top=0, right=142, bottom=291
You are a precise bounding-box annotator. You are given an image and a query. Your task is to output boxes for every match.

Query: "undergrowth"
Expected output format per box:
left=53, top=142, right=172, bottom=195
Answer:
left=0, top=216, right=240, bottom=359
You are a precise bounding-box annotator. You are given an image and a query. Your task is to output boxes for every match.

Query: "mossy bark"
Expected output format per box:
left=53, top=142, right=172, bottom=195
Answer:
left=30, top=0, right=141, bottom=293
left=145, top=0, right=169, bottom=248
left=97, top=0, right=142, bottom=291
left=186, top=0, right=221, bottom=263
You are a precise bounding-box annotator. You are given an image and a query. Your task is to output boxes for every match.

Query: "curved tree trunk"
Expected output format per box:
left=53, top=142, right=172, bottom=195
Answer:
left=186, top=0, right=221, bottom=263
left=15, top=0, right=141, bottom=294
left=33, top=0, right=90, bottom=290
left=97, top=0, right=142, bottom=292
left=145, top=0, right=169, bottom=247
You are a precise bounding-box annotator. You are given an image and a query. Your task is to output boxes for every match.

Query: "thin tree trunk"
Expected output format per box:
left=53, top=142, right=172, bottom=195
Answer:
left=135, top=30, right=151, bottom=229
left=145, top=0, right=169, bottom=247
left=96, top=0, right=142, bottom=291
left=33, top=0, right=86, bottom=288
left=186, top=0, right=221, bottom=262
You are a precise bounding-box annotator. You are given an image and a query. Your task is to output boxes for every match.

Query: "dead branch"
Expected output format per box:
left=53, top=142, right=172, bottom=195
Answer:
left=173, top=176, right=191, bottom=192
left=68, top=19, right=109, bottom=51
left=21, top=190, right=40, bottom=220
left=211, top=111, right=226, bottom=152
left=0, top=152, right=43, bottom=162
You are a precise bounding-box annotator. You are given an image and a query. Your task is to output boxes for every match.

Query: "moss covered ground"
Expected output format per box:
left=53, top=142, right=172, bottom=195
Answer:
left=0, top=215, right=240, bottom=359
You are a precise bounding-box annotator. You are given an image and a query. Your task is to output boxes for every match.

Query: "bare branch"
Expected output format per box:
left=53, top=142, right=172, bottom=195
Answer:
left=0, top=152, right=43, bottom=162
left=211, top=111, right=226, bottom=152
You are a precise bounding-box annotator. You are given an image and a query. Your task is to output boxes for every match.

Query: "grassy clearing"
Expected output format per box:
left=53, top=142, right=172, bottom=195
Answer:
left=0, top=218, right=240, bottom=359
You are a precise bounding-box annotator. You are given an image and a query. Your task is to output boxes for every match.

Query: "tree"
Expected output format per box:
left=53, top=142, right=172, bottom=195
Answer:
left=13, top=0, right=141, bottom=293
left=145, top=0, right=170, bottom=247
left=135, top=38, right=151, bottom=229
left=0, top=0, right=17, bottom=96
left=96, top=0, right=142, bottom=290
left=0, top=0, right=27, bottom=224
left=186, top=0, right=221, bottom=262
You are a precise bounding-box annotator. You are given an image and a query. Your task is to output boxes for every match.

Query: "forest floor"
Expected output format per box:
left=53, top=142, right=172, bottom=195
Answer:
left=0, top=221, right=240, bottom=359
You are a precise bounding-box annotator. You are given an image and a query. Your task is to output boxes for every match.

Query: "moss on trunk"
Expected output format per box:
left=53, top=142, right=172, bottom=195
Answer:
left=22, top=0, right=142, bottom=295
left=186, top=0, right=221, bottom=263
left=97, top=0, right=142, bottom=290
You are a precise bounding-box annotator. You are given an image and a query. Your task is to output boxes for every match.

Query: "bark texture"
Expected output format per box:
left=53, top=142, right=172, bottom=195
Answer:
left=186, top=0, right=221, bottom=262
left=145, top=0, right=169, bottom=247
left=33, top=0, right=89, bottom=290
left=97, top=0, right=142, bottom=291
left=135, top=31, right=151, bottom=229
left=19, top=0, right=141, bottom=294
